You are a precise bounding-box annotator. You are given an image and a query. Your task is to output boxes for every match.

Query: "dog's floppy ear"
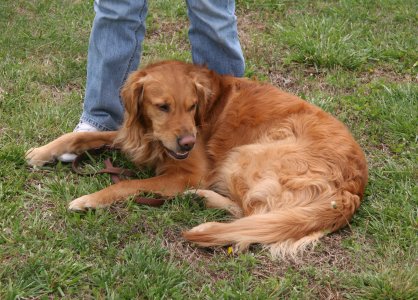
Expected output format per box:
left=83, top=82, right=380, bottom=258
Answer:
left=121, top=72, right=150, bottom=128
left=191, top=69, right=217, bottom=126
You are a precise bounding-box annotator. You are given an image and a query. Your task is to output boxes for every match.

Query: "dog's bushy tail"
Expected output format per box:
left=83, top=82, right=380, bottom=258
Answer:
left=183, top=191, right=360, bottom=257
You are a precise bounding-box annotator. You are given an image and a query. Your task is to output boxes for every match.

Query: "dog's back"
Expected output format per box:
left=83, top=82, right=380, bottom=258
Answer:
left=184, top=73, right=368, bottom=257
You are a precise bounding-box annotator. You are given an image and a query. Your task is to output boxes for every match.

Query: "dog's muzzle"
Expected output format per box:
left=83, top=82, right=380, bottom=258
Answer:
left=164, top=134, right=196, bottom=160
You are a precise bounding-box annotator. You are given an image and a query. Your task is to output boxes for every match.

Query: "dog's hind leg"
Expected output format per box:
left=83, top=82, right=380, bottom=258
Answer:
left=186, top=189, right=243, bottom=218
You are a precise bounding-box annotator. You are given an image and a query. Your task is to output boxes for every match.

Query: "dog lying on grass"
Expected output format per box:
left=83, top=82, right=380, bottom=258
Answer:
left=26, top=60, right=368, bottom=256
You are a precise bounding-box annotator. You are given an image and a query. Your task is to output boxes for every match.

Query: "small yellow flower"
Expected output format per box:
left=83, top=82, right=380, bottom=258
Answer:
left=227, top=246, right=234, bottom=255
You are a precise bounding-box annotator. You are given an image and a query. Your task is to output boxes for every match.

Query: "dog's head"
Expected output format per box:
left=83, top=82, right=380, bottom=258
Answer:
left=121, top=61, right=217, bottom=160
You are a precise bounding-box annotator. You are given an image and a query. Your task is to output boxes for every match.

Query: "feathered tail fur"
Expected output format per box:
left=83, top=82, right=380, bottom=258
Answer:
left=183, top=190, right=360, bottom=258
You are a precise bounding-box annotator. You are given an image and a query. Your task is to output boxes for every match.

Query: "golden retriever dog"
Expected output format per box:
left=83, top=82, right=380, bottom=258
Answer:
left=26, top=61, right=368, bottom=256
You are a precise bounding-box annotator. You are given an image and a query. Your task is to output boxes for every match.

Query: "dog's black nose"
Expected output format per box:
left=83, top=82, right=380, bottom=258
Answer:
left=177, top=135, right=196, bottom=152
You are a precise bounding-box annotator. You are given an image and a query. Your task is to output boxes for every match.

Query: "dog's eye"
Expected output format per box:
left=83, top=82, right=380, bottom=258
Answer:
left=157, top=103, right=170, bottom=112
left=189, top=103, right=197, bottom=111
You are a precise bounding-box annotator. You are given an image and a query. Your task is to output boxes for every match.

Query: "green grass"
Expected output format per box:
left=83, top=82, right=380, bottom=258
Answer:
left=1, top=0, right=417, bottom=299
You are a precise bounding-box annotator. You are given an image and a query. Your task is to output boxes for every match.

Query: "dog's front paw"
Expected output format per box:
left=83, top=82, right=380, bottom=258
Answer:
left=68, top=195, right=95, bottom=211
left=25, top=146, right=55, bottom=167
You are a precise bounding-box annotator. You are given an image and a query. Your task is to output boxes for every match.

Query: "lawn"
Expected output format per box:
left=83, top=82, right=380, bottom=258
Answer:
left=0, top=0, right=417, bottom=299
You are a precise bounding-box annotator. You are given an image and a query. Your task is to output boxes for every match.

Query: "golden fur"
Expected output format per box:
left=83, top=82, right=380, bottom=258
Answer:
left=26, top=61, right=368, bottom=257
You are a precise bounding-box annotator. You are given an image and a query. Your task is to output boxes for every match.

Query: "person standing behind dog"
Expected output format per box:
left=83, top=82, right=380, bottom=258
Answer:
left=59, top=0, right=245, bottom=162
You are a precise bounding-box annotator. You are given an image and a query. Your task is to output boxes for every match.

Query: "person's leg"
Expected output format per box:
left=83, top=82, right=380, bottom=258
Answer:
left=59, top=0, right=147, bottom=162
left=81, top=0, right=148, bottom=131
left=186, top=0, right=245, bottom=77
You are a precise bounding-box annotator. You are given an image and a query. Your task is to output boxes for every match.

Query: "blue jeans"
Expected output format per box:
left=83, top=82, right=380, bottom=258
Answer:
left=81, top=0, right=245, bottom=131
